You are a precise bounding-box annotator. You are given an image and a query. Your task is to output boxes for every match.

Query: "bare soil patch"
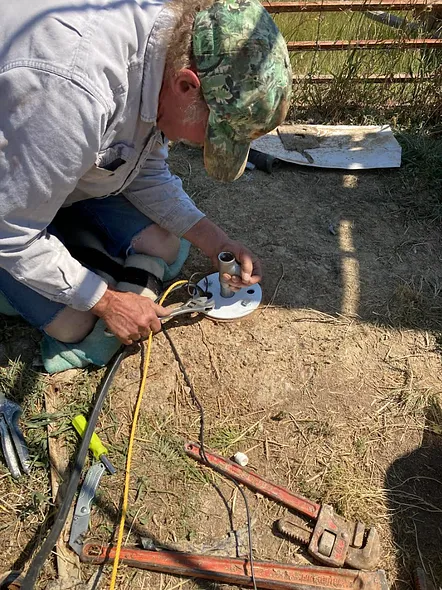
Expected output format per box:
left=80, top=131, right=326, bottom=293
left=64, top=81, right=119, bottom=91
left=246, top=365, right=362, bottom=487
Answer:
left=1, top=142, right=441, bottom=589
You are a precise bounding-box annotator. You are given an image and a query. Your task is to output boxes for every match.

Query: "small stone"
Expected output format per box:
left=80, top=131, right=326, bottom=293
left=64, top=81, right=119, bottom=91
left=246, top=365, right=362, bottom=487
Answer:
left=232, top=452, right=249, bottom=467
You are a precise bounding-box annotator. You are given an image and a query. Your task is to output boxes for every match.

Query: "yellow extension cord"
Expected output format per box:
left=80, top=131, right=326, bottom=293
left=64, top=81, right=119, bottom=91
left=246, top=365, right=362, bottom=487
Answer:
left=109, top=279, right=189, bottom=590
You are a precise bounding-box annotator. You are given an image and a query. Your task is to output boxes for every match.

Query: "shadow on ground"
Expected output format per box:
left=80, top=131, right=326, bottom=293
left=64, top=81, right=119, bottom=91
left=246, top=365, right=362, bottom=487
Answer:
left=385, top=401, right=442, bottom=588
left=173, top=144, right=442, bottom=335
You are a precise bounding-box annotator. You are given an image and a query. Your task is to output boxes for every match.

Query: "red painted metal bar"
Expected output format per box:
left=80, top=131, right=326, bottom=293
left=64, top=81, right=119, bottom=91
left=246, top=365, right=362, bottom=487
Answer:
left=81, top=545, right=389, bottom=590
left=293, top=73, right=441, bottom=82
left=262, top=0, right=442, bottom=12
left=184, top=442, right=320, bottom=519
left=286, top=38, right=442, bottom=50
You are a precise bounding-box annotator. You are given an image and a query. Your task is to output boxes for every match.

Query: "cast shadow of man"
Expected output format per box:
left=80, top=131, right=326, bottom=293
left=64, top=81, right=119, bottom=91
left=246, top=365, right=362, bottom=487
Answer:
left=385, top=398, right=442, bottom=589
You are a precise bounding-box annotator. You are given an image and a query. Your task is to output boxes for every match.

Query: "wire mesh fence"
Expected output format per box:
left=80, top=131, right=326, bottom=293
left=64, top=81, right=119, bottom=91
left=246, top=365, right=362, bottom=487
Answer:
left=264, top=0, right=442, bottom=124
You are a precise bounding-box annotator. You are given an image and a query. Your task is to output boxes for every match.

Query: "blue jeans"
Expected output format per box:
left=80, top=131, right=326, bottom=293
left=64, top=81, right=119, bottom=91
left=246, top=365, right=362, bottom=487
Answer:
left=0, top=195, right=154, bottom=330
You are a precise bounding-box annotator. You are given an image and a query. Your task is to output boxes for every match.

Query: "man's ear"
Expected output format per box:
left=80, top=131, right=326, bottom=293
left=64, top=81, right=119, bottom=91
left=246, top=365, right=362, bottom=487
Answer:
left=171, top=68, right=201, bottom=101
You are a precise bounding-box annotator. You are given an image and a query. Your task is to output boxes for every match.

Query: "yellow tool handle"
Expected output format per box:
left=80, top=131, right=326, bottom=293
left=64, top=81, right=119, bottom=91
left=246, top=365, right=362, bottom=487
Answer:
left=72, top=414, right=108, bottom=461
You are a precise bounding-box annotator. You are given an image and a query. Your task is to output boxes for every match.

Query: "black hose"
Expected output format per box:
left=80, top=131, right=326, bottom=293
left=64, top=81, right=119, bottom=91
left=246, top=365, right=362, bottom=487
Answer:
left=162, top=327, right=258, bottom=590
left=248, top=148, right=280, bottom=174
left=21, top=347, right=128, bottom=590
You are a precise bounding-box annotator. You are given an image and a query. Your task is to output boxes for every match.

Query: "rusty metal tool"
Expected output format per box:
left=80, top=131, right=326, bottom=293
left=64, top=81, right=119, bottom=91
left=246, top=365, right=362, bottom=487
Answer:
left=79, top=543, right=388, bottom=590
left=0, top=392, right=30, bottom=478
left=184, top=442, right=380, bottom=571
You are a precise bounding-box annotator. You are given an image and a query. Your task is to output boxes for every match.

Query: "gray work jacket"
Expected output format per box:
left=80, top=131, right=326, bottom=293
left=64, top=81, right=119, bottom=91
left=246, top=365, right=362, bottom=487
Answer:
left=0, top=0, right=205, bottom=311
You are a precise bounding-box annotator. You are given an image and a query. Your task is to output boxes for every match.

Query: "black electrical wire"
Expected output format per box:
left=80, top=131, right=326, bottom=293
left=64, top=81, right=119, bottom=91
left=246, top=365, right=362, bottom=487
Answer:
left=21, top=347, right=128, bottom=590
left=162, top=324, right=258, bottom=590
left=22, top=281, right=256, bottom=589
left=186, top=272, right=209, bottom=298
left=21, top=281, right=205, bottom=589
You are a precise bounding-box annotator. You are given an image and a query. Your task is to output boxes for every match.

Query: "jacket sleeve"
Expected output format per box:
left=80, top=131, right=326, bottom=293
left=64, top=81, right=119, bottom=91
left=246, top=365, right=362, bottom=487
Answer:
left=0, top=67, right=108, bottom=311
left=123, top=137, right=206, bottom=237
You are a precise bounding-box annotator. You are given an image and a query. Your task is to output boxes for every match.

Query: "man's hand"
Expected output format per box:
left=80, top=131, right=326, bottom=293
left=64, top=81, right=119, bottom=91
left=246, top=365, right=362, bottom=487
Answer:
left=184, top=218, right=262, bottom=290
left=215, top=239, right=262, bottom=290
left=92, top=287, right=170, bottom=345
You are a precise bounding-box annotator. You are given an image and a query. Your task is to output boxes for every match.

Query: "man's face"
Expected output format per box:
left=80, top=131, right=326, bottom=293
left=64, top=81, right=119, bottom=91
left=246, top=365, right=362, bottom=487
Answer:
left=164, top=100, right=209, bottom=146
left=157, top=68, right=209, bottom=146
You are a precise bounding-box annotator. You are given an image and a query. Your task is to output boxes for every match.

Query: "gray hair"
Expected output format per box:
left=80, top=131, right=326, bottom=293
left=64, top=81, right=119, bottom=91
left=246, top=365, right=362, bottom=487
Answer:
left=166, top=0, right=215, bottom=72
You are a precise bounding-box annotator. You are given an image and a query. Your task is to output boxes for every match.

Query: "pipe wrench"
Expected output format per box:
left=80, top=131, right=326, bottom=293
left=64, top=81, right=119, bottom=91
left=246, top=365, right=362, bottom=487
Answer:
left=184, top=442, right=381, bottom=571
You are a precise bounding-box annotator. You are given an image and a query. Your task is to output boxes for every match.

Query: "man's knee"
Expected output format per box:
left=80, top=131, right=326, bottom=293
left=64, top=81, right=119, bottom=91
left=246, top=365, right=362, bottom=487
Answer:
left=131, top=224, right=180, bottom=265
left=44, top=308, right=97, bottom=343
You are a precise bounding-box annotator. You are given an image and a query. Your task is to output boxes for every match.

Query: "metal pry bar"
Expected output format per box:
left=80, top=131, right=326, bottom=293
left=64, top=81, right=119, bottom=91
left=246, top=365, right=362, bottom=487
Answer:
left=0, top=392, right=31, bottom=479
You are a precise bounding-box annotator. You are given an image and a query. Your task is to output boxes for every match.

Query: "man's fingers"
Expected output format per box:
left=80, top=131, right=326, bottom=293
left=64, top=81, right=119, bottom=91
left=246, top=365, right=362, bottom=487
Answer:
left=128, top=332, right=142, bottom=342
left=153, top=303, right=171, bottom=317
left=239, top=252, right=254, bottom=283
left=223, top=262, right=261, bottom=289
left=223, top=274, right=241, bottom=283
left=245, top=268, right=262, bottom=285
left=97, top=289, right=169, bottom=343
left=237, top=253, right=262, bottom=285
left=151, top=317, right=162, bottom=333
left=252, top=258, right=263, bottom=281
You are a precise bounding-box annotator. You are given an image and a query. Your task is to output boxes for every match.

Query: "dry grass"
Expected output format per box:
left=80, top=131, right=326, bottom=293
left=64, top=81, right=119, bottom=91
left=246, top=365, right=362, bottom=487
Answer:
left=0, top=350, right=438, bottom=589
left=274, top=10, right=442, bottom=126
left=2, top=139, right=442, bottom=589
left=0, top=360, right=52, bottom=576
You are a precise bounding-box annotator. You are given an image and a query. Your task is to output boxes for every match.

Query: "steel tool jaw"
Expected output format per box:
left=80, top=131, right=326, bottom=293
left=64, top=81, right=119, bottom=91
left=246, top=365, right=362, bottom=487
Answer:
left=0, top=395, right=30, bottom=478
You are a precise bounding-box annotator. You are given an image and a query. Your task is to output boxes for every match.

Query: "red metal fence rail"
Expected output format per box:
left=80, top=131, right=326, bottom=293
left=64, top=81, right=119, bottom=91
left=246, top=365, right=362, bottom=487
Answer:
left=262, top=1, right=442, bottom=13
left=262, top=0, right=442, bottom=84
left=286, top=38, right=442, bottom=49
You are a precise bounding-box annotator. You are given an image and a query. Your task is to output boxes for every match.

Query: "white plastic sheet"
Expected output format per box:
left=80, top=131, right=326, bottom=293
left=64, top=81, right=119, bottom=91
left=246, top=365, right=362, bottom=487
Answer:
left=251, top=124, right=402, bottom=170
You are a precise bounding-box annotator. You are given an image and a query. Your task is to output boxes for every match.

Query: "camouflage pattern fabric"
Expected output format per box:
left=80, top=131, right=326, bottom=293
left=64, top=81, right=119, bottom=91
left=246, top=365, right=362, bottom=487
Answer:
left=193, top=0, right=292, bottom=181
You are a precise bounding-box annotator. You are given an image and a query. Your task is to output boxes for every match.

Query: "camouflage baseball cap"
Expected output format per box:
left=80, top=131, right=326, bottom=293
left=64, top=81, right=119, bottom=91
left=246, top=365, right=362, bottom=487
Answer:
left=193, top=0, right=292, bottom=182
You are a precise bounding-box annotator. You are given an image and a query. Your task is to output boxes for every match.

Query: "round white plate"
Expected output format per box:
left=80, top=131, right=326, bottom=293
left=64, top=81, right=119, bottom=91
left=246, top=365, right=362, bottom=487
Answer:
left=198, top=273, right=262, bottom=320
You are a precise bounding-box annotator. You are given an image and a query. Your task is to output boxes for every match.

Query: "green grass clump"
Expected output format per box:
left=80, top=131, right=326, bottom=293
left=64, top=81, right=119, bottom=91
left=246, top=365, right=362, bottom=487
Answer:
left=395, top=130, right=442, bottom=220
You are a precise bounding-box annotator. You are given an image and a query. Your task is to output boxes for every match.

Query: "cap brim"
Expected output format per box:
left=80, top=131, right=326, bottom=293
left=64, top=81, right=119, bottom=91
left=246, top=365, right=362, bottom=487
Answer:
left=203, top=116, right=250, bottom=182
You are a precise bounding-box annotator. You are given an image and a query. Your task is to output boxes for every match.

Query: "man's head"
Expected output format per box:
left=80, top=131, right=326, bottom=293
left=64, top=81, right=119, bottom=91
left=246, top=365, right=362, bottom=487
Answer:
left=194, top=0, right=292, bottom=181
left=158, top=0, right=292, bottom=181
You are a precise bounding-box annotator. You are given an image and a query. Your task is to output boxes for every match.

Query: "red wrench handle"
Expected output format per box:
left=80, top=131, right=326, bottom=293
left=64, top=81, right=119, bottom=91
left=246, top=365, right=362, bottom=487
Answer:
left=81, top=544, right=388, bottom=590
left=184, top=441, right=320, bottom=519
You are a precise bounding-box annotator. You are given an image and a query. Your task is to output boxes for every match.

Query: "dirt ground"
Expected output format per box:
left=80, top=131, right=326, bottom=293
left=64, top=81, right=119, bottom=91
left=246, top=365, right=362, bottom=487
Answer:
left=1, top=141, right=441, bottom=590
